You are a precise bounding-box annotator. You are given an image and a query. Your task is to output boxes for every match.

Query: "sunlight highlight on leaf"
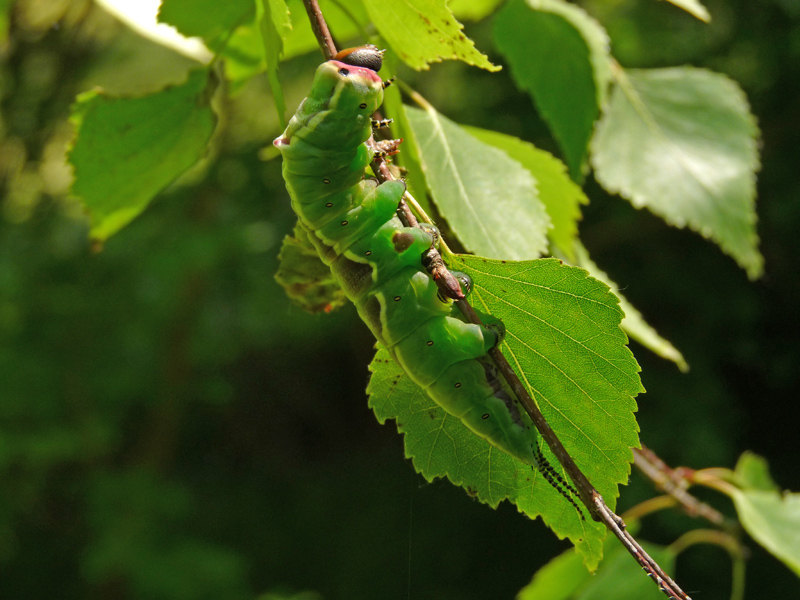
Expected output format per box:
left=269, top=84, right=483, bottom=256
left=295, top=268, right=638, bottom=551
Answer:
left=591, top=66, right=762, bottom=278
left=405, top=106, right=550, bottom=259
left=361, top=0, right=500, bottom=71
left=69, top=69, right=217, bottom=242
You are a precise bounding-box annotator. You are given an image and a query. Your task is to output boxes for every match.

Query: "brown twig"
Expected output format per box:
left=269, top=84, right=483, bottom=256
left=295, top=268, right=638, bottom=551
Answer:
left=634, top=445, right=728, bottom=527
left=594, top=499, right=691, bottom=600
left=302, top=0, right=336, bottom=60
left=298, top=2, right=693, bottom=599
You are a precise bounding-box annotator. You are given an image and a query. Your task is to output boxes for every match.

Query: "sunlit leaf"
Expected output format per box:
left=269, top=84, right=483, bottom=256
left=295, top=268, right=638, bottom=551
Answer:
left=731, top=452, right=800, bottom=576
left=494, top=0, right=611, bottom=180
left=282, top=0, right=368, bottom=60
left=448, top=0, right=505, bottom=21
left=69, top=69, right=217, bottom=242
left=405, top=105, right=550, bottom=259
left=463, top=126, right=587, bottom=260
left=369, top=257, right=643, bottom=568
left=591, top=67, right=762, bottom=278
left=158, top=0, right=253, bottom=42
left=361, top=0, right=500, bottom=71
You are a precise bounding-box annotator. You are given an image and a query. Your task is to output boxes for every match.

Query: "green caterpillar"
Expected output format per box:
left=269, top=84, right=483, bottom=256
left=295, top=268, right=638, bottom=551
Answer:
left=274, top=47, right=579, bottom=502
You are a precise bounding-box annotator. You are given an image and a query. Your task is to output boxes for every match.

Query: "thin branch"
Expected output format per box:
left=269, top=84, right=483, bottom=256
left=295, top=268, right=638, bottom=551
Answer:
left=298, top=3, right=692, bottom=599
left=634, top=445, right=729, bottom=527
left=622, top=495, right=679, bottom=522
left=302, top=0, right=336, bottom=60
left=594, top=498, right=692, bottom=600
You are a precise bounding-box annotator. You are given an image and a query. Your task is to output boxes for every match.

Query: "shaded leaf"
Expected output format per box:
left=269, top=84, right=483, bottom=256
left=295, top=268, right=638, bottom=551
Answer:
left=256, top=0, right=291, bottom=128
left=463, top=126, right=587, bottom=260
left=369, top=257, right=643, bottom=568
left=275, top=222, right=348, bottom=313
left=405, top=105, right=550, bottom=259
left=494, top=0, right=611, bottom=180
left=731, top=452, right=800, bottom=576
left=516, top=545, right=591, bottom=599
left=591, top=67, right=762, bottom=278
left=361, top=0, right=500, bottom=71
left=734, top=451, right=778, bottom=492
left=69, top=69, right=217, bottom=242
left=380, top=55, right=432, bottom=212
left=0, top=0, right=10, bottom=44
left=518, top=532, right=674, bottom=599
left=572, top=242, right=688, bottom=371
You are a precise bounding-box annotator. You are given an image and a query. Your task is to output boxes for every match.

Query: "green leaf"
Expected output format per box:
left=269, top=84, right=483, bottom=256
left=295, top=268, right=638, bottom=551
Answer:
left=256, top=0, right=291, bottom=128
left=69, top=69, right=217, bottom=242
left=462, top=126, right=588, bottom=260
left=275, top=222, right=348, bottom=314
left=158, top=0, right=254, bottom=43
left=405, top=105, right=551, bottom=259
left=569, top=542, right=674, bottom=600
left=190, top=0, right=363, bottom=86
left=518, top=533, right=675, bottom=599
left=665, top=0, right=711, bottom=22
left=361, top=0, right=500, bottom=71
left=494, top=0, right=611, bottom=180
left=0, top=0, right=11, bottom=44
left=380, top=57, right=432, bottom=213
left=213, top=21, right=267, bottom=84
left=448, top=0, right=505, bottom=21
left=731, top=452, right=800, bottom=576
left=516, top=546, right=592, bottom=599
left=591, top=67, right=763, bottom=279
left=571, top=242, right=688, bottom=371
left=734, top=451, right=778, bottom=492
left=282, top=0, right=368, bottom=61
left=369, top=257, right=642, bottom=568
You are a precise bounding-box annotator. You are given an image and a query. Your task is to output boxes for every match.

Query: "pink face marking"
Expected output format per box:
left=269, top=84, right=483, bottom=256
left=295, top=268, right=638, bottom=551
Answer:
left=329, top=60, right=382, bottom=84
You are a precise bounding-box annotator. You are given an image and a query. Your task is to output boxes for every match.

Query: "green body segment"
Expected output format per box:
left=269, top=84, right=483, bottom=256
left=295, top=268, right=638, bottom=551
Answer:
left=274, top=59, right=540, bottom=466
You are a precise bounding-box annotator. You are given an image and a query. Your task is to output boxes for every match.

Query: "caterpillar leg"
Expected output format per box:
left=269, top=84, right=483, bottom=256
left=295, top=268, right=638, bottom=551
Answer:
left=371, top=118, right=393, bottom=129
left=373, top=138, right=403, bottom=158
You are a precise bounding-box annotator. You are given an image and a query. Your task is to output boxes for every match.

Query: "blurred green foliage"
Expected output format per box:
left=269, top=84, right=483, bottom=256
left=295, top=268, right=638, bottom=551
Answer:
left=1, top=0, right=799, bottom=598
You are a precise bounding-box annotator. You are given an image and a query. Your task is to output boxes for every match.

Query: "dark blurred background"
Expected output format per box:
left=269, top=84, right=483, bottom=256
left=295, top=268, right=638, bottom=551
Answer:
left=1, top=0, right=798, bottom=598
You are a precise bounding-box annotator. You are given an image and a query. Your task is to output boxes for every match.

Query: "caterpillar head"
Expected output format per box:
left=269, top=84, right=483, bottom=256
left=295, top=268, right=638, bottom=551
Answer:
left=274, top=46, right=386, bottom=150
left=333, top=45, right=385, bottom=72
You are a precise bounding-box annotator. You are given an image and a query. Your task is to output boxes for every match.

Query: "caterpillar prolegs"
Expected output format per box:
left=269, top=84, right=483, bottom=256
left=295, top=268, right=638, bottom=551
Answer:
left=273, top=46, right=580, bottom=513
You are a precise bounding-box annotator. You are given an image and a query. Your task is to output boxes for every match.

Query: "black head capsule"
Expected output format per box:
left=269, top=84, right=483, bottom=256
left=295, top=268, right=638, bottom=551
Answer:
left=333, top=45, right=385, bottom=72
